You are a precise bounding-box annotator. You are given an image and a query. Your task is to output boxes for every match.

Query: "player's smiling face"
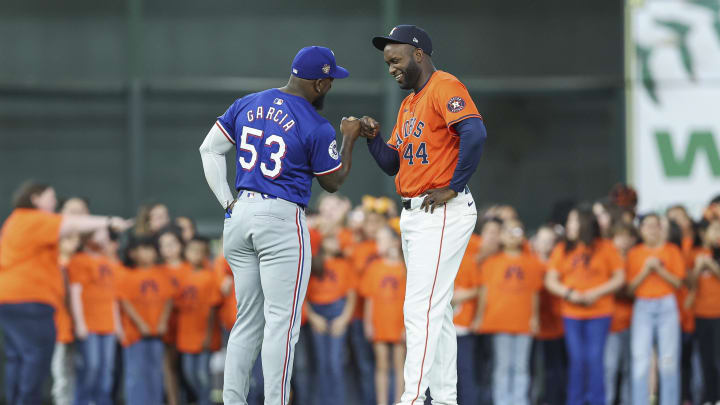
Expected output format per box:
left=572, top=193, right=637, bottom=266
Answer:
left=383, top=43, right=421, bottom=90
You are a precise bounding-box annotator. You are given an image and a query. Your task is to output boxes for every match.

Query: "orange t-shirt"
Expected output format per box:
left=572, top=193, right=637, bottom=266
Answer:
left=537, top=265, right=565, bottom=340
left=307, top=257, right=355, bottom=305
left=692, top=248, right=720, bottom=318
left=387, top=70, right=483, bottom=197
left=360, top=259, right=406, bottom=343
left=548, top=240, right=623, bottom=319
left=453, top=234, right=480, bottom=329
left=337, top=228, right=356, bottom=255
left=161, top=262, right=192, bottom=344
left=476, top=252, right=544, bottom=334
left=116, top=267, right=174, bottom=347
left=626, top=243, right=685, bottom=299
left=0, top=209, right=63, bottom=308
left=214, top=256, right=237, bottom=332
left=309, top=227, right=322, bottom=256
left=55, top=302, right=74, bottom=344
left=350, top=240, right=379, bottom=320
left=175, top=269, right=222, bottom=354
left=610, top=297, right=633, bottom=333
left=68, top=253, right=118, bottom=334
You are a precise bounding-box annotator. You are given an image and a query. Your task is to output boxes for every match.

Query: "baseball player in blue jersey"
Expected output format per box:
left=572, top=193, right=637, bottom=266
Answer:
left=199, top=46, right=363, bottom=405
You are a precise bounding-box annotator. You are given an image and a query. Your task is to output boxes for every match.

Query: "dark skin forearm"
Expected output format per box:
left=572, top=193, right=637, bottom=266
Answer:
left=317, top=117, right=361, bottom=193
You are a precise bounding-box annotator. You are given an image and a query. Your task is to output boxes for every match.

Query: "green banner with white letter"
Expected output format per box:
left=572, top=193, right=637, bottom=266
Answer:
left=627, top=0, right=720, bottom=216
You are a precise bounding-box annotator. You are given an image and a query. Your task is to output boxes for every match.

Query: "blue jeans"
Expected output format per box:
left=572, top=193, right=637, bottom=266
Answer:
left=74, top=333, right=117, bottom=405
left=538, top=338, right=567, bottom=405
left=696, top=317, right=720, bottom=403
left=349, top=318, right=376, bottom=405
left=0, top=302, right=56, bottom=405
left=493, top=333, right=532, bottom=405
left=310, top=299, right=347, bottom=405
left=290, top=324, right=312, bottom=405
left=123, top=338, right=164, bottom=405
left=181, top=352, right=211, bottom=405
left=457, top=334, right=478, bottom=404
left=631, top=295, right=680, bottom=405
left=604, top=329, right=631, bottom=405
left=564, top=316, right=611, bottom=405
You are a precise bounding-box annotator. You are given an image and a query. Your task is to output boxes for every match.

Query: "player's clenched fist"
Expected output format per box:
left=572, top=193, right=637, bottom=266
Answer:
left=340, top=116, right=361, bottom=139
left=359, top=116, right=380, bottom=139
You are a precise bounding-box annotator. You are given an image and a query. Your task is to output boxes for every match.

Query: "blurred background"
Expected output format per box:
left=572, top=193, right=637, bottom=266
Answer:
left=0, top=0, right=628, bottom=233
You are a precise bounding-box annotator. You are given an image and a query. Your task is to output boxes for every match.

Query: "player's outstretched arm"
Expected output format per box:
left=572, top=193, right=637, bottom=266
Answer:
left=362, top=116, right=400, bottom=176
left=316, top=117, right=362, bottom=193
left=199, top=123, right=236, bottom=210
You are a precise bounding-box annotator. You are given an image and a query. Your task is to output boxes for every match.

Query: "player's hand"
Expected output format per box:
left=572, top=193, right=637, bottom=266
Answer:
left=359, top=116, right=380, bottom=139
left=340, top=116, right=361, bottom=140
left=420, top=187, right=458, bottom=213
left=109, top=217, right=134, bottom=233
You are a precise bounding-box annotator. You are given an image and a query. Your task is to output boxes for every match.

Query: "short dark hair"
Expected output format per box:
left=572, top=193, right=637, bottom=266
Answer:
left=12, top=181, right=52, bottom=209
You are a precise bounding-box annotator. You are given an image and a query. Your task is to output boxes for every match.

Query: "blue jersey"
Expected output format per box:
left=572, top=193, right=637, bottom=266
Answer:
left=216, top=89, right=341, bottom=207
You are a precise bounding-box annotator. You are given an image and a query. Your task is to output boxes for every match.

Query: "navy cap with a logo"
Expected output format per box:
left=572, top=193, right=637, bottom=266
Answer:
left=372, top=25, right=433, bottom=56
left=291, top=46, right=349, bottom=80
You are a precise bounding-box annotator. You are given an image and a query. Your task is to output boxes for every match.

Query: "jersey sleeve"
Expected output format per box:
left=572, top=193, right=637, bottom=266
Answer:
left=310, top=122, right=342, bottom=176
left=432, top=78, right=482, bottom=134
left=216, top=98, right=242, bottom=142
left=386, top=126, right=402, bottom=151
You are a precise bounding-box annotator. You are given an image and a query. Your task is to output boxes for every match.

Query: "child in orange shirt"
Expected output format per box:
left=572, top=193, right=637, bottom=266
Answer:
left=474, top=218, right=543, bottom=405
left=117, top=236, right=174, bottom=405
left=626, top=213, right=685, bottom=405
left=544, top=207, right=625, bottom=405
left=690, top=219, right=720, bottom=403
left=530, top=224, right=566, bottom=405
left=157, top=227, right=191, bottom=405
left=360, top=227, right=406, bottom=405
left=176, top=237, right=221, bottom=405
left=605, top=222, right=637, bottom=405
left=68, top=227, right=123, bottom=405
left=306, top=234, right=357, bottom=405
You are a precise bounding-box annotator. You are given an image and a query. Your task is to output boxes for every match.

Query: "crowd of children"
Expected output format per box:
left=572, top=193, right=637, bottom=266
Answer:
left=2, top=181, right=720, bottom=405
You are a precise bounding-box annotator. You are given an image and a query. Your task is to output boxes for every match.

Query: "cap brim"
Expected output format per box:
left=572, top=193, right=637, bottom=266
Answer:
left=331, top=65, right=349, bottom=79
left=372, top=36, right=407, bottom=51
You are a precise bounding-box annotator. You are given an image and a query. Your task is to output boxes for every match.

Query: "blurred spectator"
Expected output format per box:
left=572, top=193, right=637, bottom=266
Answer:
left=689, top=219, right=720, bottom=404
left=545, top=206, right=625, bottom=405
left=306, top=235, right=357, bottom=405
left=704, top=195, right=720, bottom=221
left=68, top=227, right=122, bottom=405
left=0, top=182, right=130, bottom=405
left=627, top=214, right=685, bottom=405
left=532, top=224, right=567, bottom=405
left=175, top=216, right=197, bottom=243
left=476, top=218, right=543, bottom=405
left=117, top=237, right=174, bottom=405
left=605, top=222, right=637, bottom=405
left=176, top=237, right=221, bottom=405
left=360, top=227, right=406, bottom=405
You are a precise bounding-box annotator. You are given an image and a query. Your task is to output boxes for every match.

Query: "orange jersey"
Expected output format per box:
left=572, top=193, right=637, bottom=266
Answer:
left=610, top=297, right=633, bottom=333
left=549, top=240, right=623, bottom=319
left=116, top=267, right=174, bottom=347
left=360, top=259, right=406, bottom=343
left=175, top=269, right=222, bottom=354
left=476, top=252, right=544, bottom=334
left=0, top=209, right=63, bottom=308
left=453, top=234, right=480, bottom=329
left=538, top=265, right=565, bottom=340
left=307, top=257, right=355, bottom=305
left=214, top=256, right=237, bottom=332
left=626, top=243, right=685, bottom=299
left=387, top=70, right=482, bottom=197
left=68, top=253, right=119, bottom=334
left=691, top=248, right=720, bottom=318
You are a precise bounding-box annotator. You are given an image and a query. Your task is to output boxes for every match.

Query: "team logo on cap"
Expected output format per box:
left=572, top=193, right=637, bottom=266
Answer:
left=447, top=97, right=466, bottom=113
left=390, top=27, right=397, bottom=35
left=328, top=140, right=339, bottom=160
left=322, top=64, right=331, bottom=74
left=412, top=37, right=419, bottom=43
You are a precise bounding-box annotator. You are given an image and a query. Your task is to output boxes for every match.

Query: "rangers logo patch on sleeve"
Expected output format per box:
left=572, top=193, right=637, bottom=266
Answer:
left=329, top=140, right=339, bottom=160
left=447, top=97, right=466, bottom=113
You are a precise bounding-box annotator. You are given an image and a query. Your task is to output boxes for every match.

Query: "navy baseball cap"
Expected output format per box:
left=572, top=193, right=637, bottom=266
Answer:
left=372, top=25, right=433, bottom=56
left=291, top=46, right=349, bottom=80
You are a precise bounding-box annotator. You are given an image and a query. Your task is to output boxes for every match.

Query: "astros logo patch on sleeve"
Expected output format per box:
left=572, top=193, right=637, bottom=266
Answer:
left=447, top=97, right=466, bottom=113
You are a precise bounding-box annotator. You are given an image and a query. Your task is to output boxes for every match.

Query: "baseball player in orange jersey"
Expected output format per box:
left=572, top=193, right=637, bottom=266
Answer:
left=360, top=25, right=487, bottom=405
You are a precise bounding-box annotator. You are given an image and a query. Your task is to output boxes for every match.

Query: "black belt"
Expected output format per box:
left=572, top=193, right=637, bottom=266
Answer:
left=401, top=186, right=470, bottom=210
